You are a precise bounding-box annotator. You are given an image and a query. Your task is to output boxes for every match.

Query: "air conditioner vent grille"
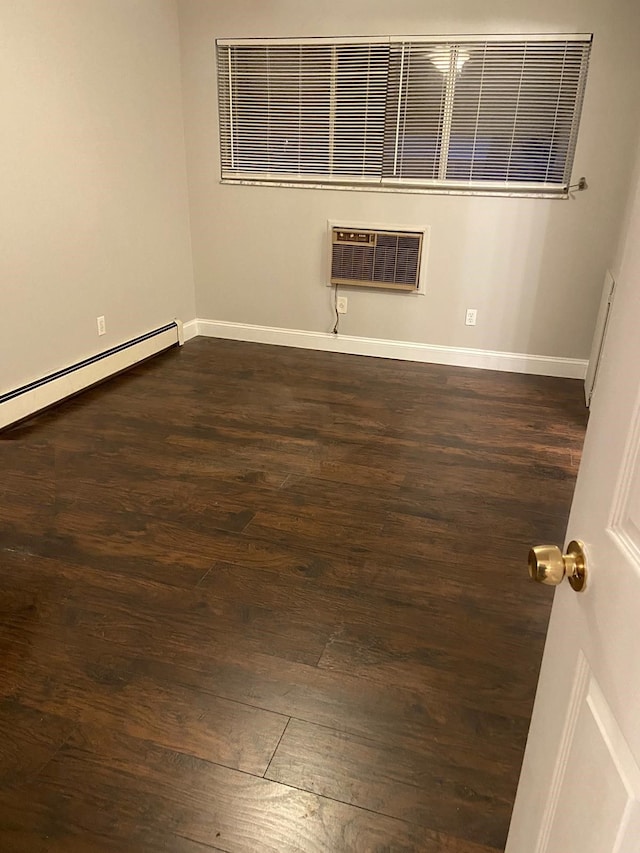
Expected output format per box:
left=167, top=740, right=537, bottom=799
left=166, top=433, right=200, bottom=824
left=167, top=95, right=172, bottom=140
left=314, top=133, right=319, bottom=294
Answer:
left=330, top=227, right=423, bottom=291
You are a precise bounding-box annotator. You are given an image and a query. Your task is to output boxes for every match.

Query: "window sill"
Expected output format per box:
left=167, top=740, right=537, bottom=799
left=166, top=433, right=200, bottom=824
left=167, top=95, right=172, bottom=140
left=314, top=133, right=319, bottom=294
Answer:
left=220, top=178, right=571, bottom=200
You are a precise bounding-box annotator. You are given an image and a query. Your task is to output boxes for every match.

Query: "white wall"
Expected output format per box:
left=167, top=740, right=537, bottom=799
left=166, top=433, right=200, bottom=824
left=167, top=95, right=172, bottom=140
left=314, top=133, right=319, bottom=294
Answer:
left=0, top=0, right=196, bottom=395
left=178, top=0, right=640, bottom=360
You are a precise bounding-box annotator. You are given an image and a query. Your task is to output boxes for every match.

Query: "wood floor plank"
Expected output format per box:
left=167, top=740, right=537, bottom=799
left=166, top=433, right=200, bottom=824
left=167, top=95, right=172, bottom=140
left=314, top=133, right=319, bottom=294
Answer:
left=0, top=337, right=587, bottom=851
left=0, top=549, right=329, bottom=667
left=266, top=718, right=512, bottom=849
left=3, top=612, right=528, bottom=776
left=7, top=635, right=288, bottom=775
left=0, top=786, right=226, bottom=853
left=0, top=699, right=73, bottom=788
left=132, top=643, right=529, bottom=774
left=28, top=722, right=497, bottom=853
left=0, top=561, right=543, bottom=763
left=316, top=633, right=543, bottom=722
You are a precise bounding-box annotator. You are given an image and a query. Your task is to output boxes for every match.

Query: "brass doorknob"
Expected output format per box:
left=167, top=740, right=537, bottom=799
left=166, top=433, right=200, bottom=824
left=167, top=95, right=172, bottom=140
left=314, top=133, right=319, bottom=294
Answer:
left=528, top=540, right=587, bottom=592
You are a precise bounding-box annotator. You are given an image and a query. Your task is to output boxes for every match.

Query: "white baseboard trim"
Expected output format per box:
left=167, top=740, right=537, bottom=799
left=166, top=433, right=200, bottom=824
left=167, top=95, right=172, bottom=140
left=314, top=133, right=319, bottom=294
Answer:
left=0, top=321, right=182, bottom=431
left=182, top=319, right=199, bottom=342
left=193, top=319, right=588, bottom=380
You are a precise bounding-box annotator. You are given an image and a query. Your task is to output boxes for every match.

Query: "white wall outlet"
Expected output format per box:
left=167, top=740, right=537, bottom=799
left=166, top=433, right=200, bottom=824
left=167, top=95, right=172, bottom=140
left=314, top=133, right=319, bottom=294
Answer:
left=336, top=296, right=348, bottom=314
left=465, top=308, right=477, bottom=326
left=97, top=315, right=106, bottom=336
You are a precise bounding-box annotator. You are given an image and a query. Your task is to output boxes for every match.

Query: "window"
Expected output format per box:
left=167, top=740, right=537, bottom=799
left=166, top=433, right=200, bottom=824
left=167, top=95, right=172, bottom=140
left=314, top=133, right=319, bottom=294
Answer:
left=217, top=35, right=591, bottom=197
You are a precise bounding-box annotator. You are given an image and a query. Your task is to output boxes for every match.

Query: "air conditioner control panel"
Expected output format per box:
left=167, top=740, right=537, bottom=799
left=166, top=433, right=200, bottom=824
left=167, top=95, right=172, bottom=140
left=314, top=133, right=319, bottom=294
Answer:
left=335, top=231, right=375, bottom=245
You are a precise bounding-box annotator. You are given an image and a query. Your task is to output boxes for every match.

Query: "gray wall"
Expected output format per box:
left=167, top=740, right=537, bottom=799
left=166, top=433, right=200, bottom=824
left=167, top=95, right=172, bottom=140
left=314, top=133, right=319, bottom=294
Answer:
left=3, top=0, right=640, bottom=397
left=0, top=0, right=196, bottom=395
left=178, top=0, right=640, bottom=360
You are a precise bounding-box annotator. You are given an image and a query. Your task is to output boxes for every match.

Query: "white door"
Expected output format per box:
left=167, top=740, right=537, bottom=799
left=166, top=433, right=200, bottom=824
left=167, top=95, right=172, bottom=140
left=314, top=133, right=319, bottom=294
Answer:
left=506, top=156, right=640, bottom=852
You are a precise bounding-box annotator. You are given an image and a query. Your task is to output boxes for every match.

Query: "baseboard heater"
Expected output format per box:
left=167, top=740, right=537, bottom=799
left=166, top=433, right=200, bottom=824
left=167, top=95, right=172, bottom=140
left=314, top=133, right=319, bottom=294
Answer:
left=0, top=320, right=184, bottom=431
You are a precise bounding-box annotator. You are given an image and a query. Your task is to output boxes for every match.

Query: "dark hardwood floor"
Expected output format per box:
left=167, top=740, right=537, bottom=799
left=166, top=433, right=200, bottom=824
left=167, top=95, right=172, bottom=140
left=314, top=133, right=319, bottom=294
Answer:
left=0, top=338, right=588, bottom=853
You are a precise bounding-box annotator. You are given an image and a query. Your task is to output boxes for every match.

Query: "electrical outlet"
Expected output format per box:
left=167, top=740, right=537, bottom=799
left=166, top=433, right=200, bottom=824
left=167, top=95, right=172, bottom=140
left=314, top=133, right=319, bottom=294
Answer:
left=465, top=308, right=477, bottom=326
left=336, top=296, right=348, bottom=315
left=97, top=316, right=106, bottom=336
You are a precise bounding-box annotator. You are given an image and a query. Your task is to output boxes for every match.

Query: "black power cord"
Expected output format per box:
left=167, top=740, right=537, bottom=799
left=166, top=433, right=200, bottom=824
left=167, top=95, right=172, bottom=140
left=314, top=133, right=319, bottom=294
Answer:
left=332, top=284, right=340, bottom=335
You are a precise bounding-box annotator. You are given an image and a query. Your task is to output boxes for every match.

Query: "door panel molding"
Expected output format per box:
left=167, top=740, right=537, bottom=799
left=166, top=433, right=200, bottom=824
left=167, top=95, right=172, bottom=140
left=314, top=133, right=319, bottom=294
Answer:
left=534, top=652, right=590, bottom=853
left=610, top=386, right=640, bottom=571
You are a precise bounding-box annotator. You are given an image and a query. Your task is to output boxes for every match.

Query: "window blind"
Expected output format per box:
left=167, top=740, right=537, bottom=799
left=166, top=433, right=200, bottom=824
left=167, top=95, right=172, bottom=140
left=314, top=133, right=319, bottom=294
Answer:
left=217, top=41, right=390, bottom=182
left=217, top=34, right=591, bottom=196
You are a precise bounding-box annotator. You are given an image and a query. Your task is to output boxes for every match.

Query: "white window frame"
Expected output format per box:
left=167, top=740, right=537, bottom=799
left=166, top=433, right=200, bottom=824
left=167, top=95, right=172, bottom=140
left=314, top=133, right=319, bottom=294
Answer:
left=216, top=33, right=592, bottom=199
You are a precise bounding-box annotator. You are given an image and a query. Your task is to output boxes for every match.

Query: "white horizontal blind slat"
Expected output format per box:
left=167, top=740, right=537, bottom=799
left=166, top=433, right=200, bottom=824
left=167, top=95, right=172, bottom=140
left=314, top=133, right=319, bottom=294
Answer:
left=218, top=42, right=390, bottom=180
left=216, top=35, right=591, bottom=194
left=218, top=36, right=391, bottom=47
left=383, top=42, right=448, bottom=182
left=218, top=33, right=592, bottom=46
left=384, top=38, right=591, bottom=187
left=388, top=33, right=592, bottom=44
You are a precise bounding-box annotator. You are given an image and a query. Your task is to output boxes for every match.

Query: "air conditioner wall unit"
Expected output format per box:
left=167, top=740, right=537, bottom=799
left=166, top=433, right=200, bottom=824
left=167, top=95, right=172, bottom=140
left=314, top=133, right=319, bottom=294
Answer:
left=328, top=222, right=428, bottom=293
